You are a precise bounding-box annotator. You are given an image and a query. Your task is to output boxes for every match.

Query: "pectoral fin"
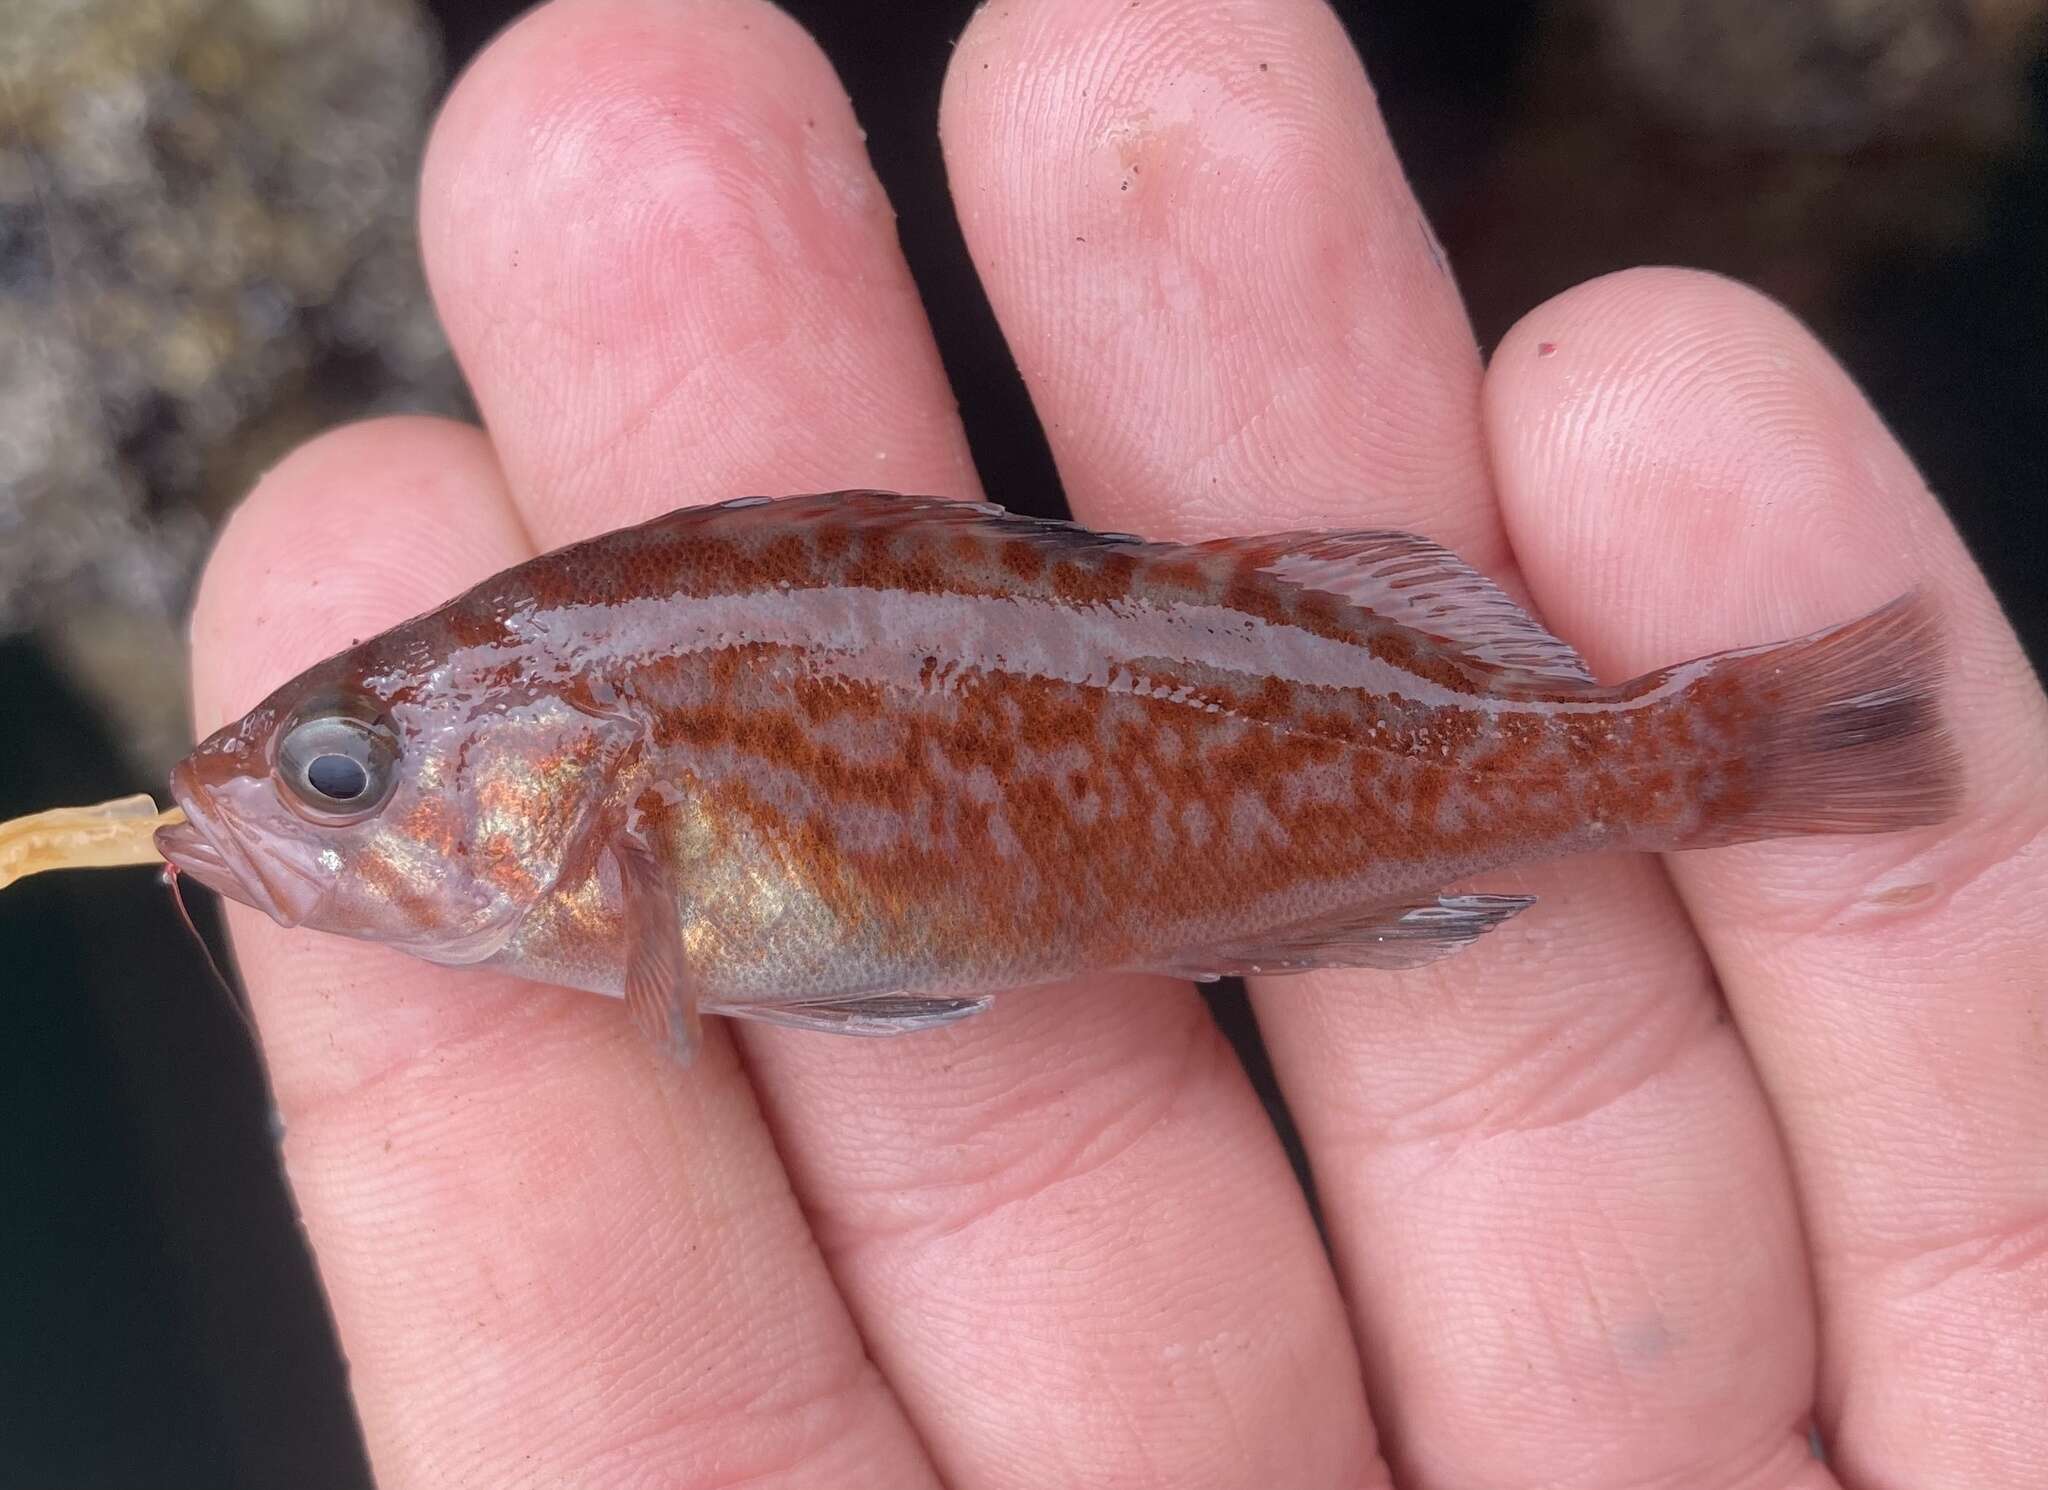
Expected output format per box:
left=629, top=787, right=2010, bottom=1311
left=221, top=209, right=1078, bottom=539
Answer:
left=611, top=831, right=701, bottom=1067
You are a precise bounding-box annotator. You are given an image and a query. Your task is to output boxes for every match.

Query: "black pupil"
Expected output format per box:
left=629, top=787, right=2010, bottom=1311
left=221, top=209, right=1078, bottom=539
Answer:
left=306, top=753, right=369, bottom=801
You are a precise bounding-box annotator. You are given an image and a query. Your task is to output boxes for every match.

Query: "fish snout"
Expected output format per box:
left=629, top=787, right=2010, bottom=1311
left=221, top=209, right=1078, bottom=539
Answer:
left=158, top=763, right=327, bottom=927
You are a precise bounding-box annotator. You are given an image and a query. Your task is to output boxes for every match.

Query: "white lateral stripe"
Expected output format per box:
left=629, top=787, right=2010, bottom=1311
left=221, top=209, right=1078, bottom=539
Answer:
left=496, top=586, right=1697, bottom=717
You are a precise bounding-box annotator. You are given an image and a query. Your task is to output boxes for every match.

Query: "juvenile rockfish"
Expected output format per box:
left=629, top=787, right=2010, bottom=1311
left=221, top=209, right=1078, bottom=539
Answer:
left=153, top=492, right=1961, bottom=1062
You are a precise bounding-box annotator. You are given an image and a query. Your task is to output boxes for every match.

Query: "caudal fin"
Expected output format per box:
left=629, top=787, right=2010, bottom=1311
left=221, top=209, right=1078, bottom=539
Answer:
left=1685, top=592, right=1962, bottom=847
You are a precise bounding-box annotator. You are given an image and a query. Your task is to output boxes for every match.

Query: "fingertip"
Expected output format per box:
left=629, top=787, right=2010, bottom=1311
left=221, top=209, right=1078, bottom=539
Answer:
left=423, top=0, right=863, bottom=249
left=1487, top=264, right=1859, bottom=491
left=419, top=0, right=874, bottom=361
left=417, top=0, right=973, bottom=537
left=940, top=0, right=1493, bottom=545
left=1482, top=265, right=1944, bottom=666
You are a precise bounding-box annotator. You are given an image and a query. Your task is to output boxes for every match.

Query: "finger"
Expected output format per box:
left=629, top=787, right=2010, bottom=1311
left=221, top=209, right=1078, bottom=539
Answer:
left=421, top=3, right=1366, bottom=1486
left=942, top=0, right=1498, bottom=561
left=420, top=0, right=978, bottom=527
left=944, top=3, right=1833, bottom=1486
left=1488, top=266, right=2048, bottom=1489
left=193, top=417, right=940, bottom=1488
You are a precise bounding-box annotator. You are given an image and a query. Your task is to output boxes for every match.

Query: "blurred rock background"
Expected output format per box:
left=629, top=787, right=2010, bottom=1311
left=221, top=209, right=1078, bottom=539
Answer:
left=1, top=0, right=2042, bottom=1484
left=1, top=0, right=463, bottom=773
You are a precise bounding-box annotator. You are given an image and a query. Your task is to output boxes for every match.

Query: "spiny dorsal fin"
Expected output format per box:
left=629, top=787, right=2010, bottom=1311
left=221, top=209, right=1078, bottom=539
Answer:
left=1196, top=529, right=1595, bottom=686
left=700, top=491, right=1147, bottom=556
left=691, top=493, right=1592, bottom=685
left=1153, top=891, right=1535, bottom=980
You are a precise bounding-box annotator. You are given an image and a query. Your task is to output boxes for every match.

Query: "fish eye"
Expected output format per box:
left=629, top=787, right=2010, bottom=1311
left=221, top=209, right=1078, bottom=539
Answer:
left=277, top=708, right=401, bottom=821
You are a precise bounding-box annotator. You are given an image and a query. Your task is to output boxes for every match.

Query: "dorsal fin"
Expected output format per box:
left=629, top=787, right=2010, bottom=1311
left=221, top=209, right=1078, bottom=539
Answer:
left=679, top=493, right=1593, bottom=685
left=1195, top=529, right=1595, bottom=686
left=699, top=490, right=1149, bottom=555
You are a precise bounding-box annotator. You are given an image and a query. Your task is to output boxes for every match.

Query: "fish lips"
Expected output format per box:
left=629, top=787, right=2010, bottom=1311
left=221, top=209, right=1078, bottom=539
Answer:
left=157, top=763, right=327, bottom=928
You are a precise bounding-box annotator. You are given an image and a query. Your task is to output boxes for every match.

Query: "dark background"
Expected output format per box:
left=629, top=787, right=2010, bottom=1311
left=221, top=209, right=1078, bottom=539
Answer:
left=3, top=1, right=2042, bottom=1484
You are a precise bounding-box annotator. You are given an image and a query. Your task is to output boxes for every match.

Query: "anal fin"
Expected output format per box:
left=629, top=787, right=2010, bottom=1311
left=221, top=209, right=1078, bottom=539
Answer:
left=1156, top=892, right=1534, bottom=980
left=715, top=993, right=995, bottom=1038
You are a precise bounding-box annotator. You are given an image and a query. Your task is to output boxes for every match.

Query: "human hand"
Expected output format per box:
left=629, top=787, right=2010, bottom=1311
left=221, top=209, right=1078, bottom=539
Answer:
left=186, top=1, right=2047, bottom=1485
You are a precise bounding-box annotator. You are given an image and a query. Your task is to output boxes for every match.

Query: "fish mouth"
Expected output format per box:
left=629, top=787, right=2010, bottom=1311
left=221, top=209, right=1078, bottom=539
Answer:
left=157, top=763, right=325, bottom=928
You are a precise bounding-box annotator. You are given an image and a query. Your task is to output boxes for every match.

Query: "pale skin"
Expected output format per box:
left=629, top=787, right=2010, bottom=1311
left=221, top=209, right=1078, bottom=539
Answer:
left=186, top=1, right=2048, bottom=1486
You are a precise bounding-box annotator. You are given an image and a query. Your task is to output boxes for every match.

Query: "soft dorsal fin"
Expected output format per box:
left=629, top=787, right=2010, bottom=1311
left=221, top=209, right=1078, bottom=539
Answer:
left=1151, top=891, right=1534, bottom=981
left=1196, top=529, right=1595, bottom=686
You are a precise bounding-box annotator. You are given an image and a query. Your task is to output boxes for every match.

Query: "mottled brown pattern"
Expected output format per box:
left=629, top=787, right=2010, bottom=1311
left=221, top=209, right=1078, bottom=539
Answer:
left=524, top=644, right=1661, bottom=988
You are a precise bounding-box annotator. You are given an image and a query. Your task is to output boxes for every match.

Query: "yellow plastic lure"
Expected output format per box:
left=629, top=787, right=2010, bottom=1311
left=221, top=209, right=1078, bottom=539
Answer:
left=0, top=795, right=186, bottom=891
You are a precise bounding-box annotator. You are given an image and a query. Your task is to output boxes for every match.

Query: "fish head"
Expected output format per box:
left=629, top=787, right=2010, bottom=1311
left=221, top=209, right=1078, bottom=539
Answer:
left=157, top=637, right=630, bottom=962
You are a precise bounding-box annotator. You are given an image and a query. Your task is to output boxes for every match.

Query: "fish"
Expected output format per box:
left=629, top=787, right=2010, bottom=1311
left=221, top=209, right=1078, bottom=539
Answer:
left=148, top=490, right=1961, bottom=1064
